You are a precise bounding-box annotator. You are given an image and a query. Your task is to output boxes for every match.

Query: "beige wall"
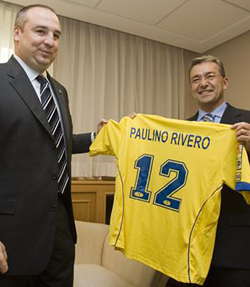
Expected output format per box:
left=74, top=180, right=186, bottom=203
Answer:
left=206, top=30, right=250, bottom=111
left=184, top=30, right=250, bottom=118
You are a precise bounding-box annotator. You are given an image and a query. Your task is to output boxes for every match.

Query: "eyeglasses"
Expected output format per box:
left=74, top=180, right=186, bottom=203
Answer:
left=190, top=72, right=222, bottom=85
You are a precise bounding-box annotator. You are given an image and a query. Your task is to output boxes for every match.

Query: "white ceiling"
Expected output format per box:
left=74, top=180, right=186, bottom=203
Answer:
left=3, top=0, right=250, bottom=53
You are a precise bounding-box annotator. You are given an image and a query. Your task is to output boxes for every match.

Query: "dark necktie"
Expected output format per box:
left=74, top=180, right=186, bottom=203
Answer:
left=36, top=75, right=69, bottom=194
left=202, top=113, right=214, bottom=122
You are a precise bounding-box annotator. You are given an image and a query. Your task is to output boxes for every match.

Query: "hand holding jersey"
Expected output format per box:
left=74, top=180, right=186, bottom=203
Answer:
left=232, top=122, right=250, bottom=152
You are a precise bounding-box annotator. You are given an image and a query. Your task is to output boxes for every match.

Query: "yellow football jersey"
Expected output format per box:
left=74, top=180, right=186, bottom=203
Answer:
left=89, top=114, right=250, bottom=285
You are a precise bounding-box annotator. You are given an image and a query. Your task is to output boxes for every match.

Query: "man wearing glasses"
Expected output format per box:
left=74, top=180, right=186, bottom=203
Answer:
left=167, top=55, right=250, bottom=287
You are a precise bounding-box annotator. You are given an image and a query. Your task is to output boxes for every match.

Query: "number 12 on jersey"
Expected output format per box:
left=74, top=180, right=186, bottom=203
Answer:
left=130, top=154, right=189, bottom=212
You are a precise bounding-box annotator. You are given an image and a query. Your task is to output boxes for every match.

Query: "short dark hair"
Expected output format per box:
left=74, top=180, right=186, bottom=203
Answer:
left=15, top=4, right=57, bottom=30
left=189, top=55, right=226, bottom=79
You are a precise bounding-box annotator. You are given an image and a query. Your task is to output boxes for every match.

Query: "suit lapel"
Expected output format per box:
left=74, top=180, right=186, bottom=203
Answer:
left=7, top=56, right=53, bottom=139
left=187, top=112, right=198, bottom=121
left=220, top=103, right=242, bottom=124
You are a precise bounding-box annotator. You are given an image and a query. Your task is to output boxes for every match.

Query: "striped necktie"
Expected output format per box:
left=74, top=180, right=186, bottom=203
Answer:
left=36, top=75, right=69, bottom=194
left=202, top=113, right=214, bottom=122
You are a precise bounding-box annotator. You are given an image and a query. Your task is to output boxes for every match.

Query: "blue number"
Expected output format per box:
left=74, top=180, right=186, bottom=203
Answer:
left=131, top=156, right=188, bottom=211
left=130, top=154, right=153, bottom=202
left=154, top=160, right=188, bottom=212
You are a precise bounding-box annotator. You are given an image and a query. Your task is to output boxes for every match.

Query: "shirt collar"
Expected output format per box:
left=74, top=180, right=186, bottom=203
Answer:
left=13, top=54, right=47, bottom=81
left=197, top=102, right=227, bottom=122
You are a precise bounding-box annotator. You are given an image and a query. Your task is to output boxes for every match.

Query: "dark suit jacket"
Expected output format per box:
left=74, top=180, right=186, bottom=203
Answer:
left=0, top=56, right=92, bottom=275
left=189, top=103, right=250, bottom=268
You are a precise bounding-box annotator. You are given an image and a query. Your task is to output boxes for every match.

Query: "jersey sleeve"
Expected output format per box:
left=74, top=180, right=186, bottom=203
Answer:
left=235, top=144, right=250, bottom=204
left=224, top=143, right=250, bottom=204
left=89, top=119, right=122, bottom=158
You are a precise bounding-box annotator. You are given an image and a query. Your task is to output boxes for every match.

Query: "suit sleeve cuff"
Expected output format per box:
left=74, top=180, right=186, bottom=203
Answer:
left=91, top=132, right=96, bottom=142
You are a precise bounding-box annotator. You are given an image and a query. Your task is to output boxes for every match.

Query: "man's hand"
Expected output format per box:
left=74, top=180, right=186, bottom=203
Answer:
left=96, top=114, right=137, bottom=136
left=231, top=122, right=250, bottom=152
left=128, top=113, right=137, bottom=119
left=0, top=241, right=8, bottom=274
left=96, top=113, right=137, bottom=135
left=96, top=119, right=108, bottom=135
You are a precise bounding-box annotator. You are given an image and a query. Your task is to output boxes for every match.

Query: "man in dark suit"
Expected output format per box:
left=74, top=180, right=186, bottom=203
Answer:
left=167, top=56, right=250, bottom=287
left=0, top=4, right=106, bottom=287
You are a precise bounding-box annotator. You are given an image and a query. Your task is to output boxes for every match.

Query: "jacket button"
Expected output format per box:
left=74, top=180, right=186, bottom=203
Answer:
left=51, top=174, right=57, bottom=180
left=51, top=204, right=57, bottom=212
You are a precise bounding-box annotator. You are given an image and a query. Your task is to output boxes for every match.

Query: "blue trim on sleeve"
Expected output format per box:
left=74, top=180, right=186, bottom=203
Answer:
left=236, top=182, right=250, bottom=192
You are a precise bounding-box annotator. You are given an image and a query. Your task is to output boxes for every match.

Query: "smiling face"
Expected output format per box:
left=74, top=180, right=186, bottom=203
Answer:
left=14, top=7, right=61, bottom=74
left=189, top=62, right=229, bottom=112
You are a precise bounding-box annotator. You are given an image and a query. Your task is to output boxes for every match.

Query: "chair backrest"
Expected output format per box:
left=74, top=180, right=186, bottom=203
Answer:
left=75, top=221, right=168, bottom=287
left=102, top=231, right=168, bottom=287
left=75, top=220, right=109, bottom=265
